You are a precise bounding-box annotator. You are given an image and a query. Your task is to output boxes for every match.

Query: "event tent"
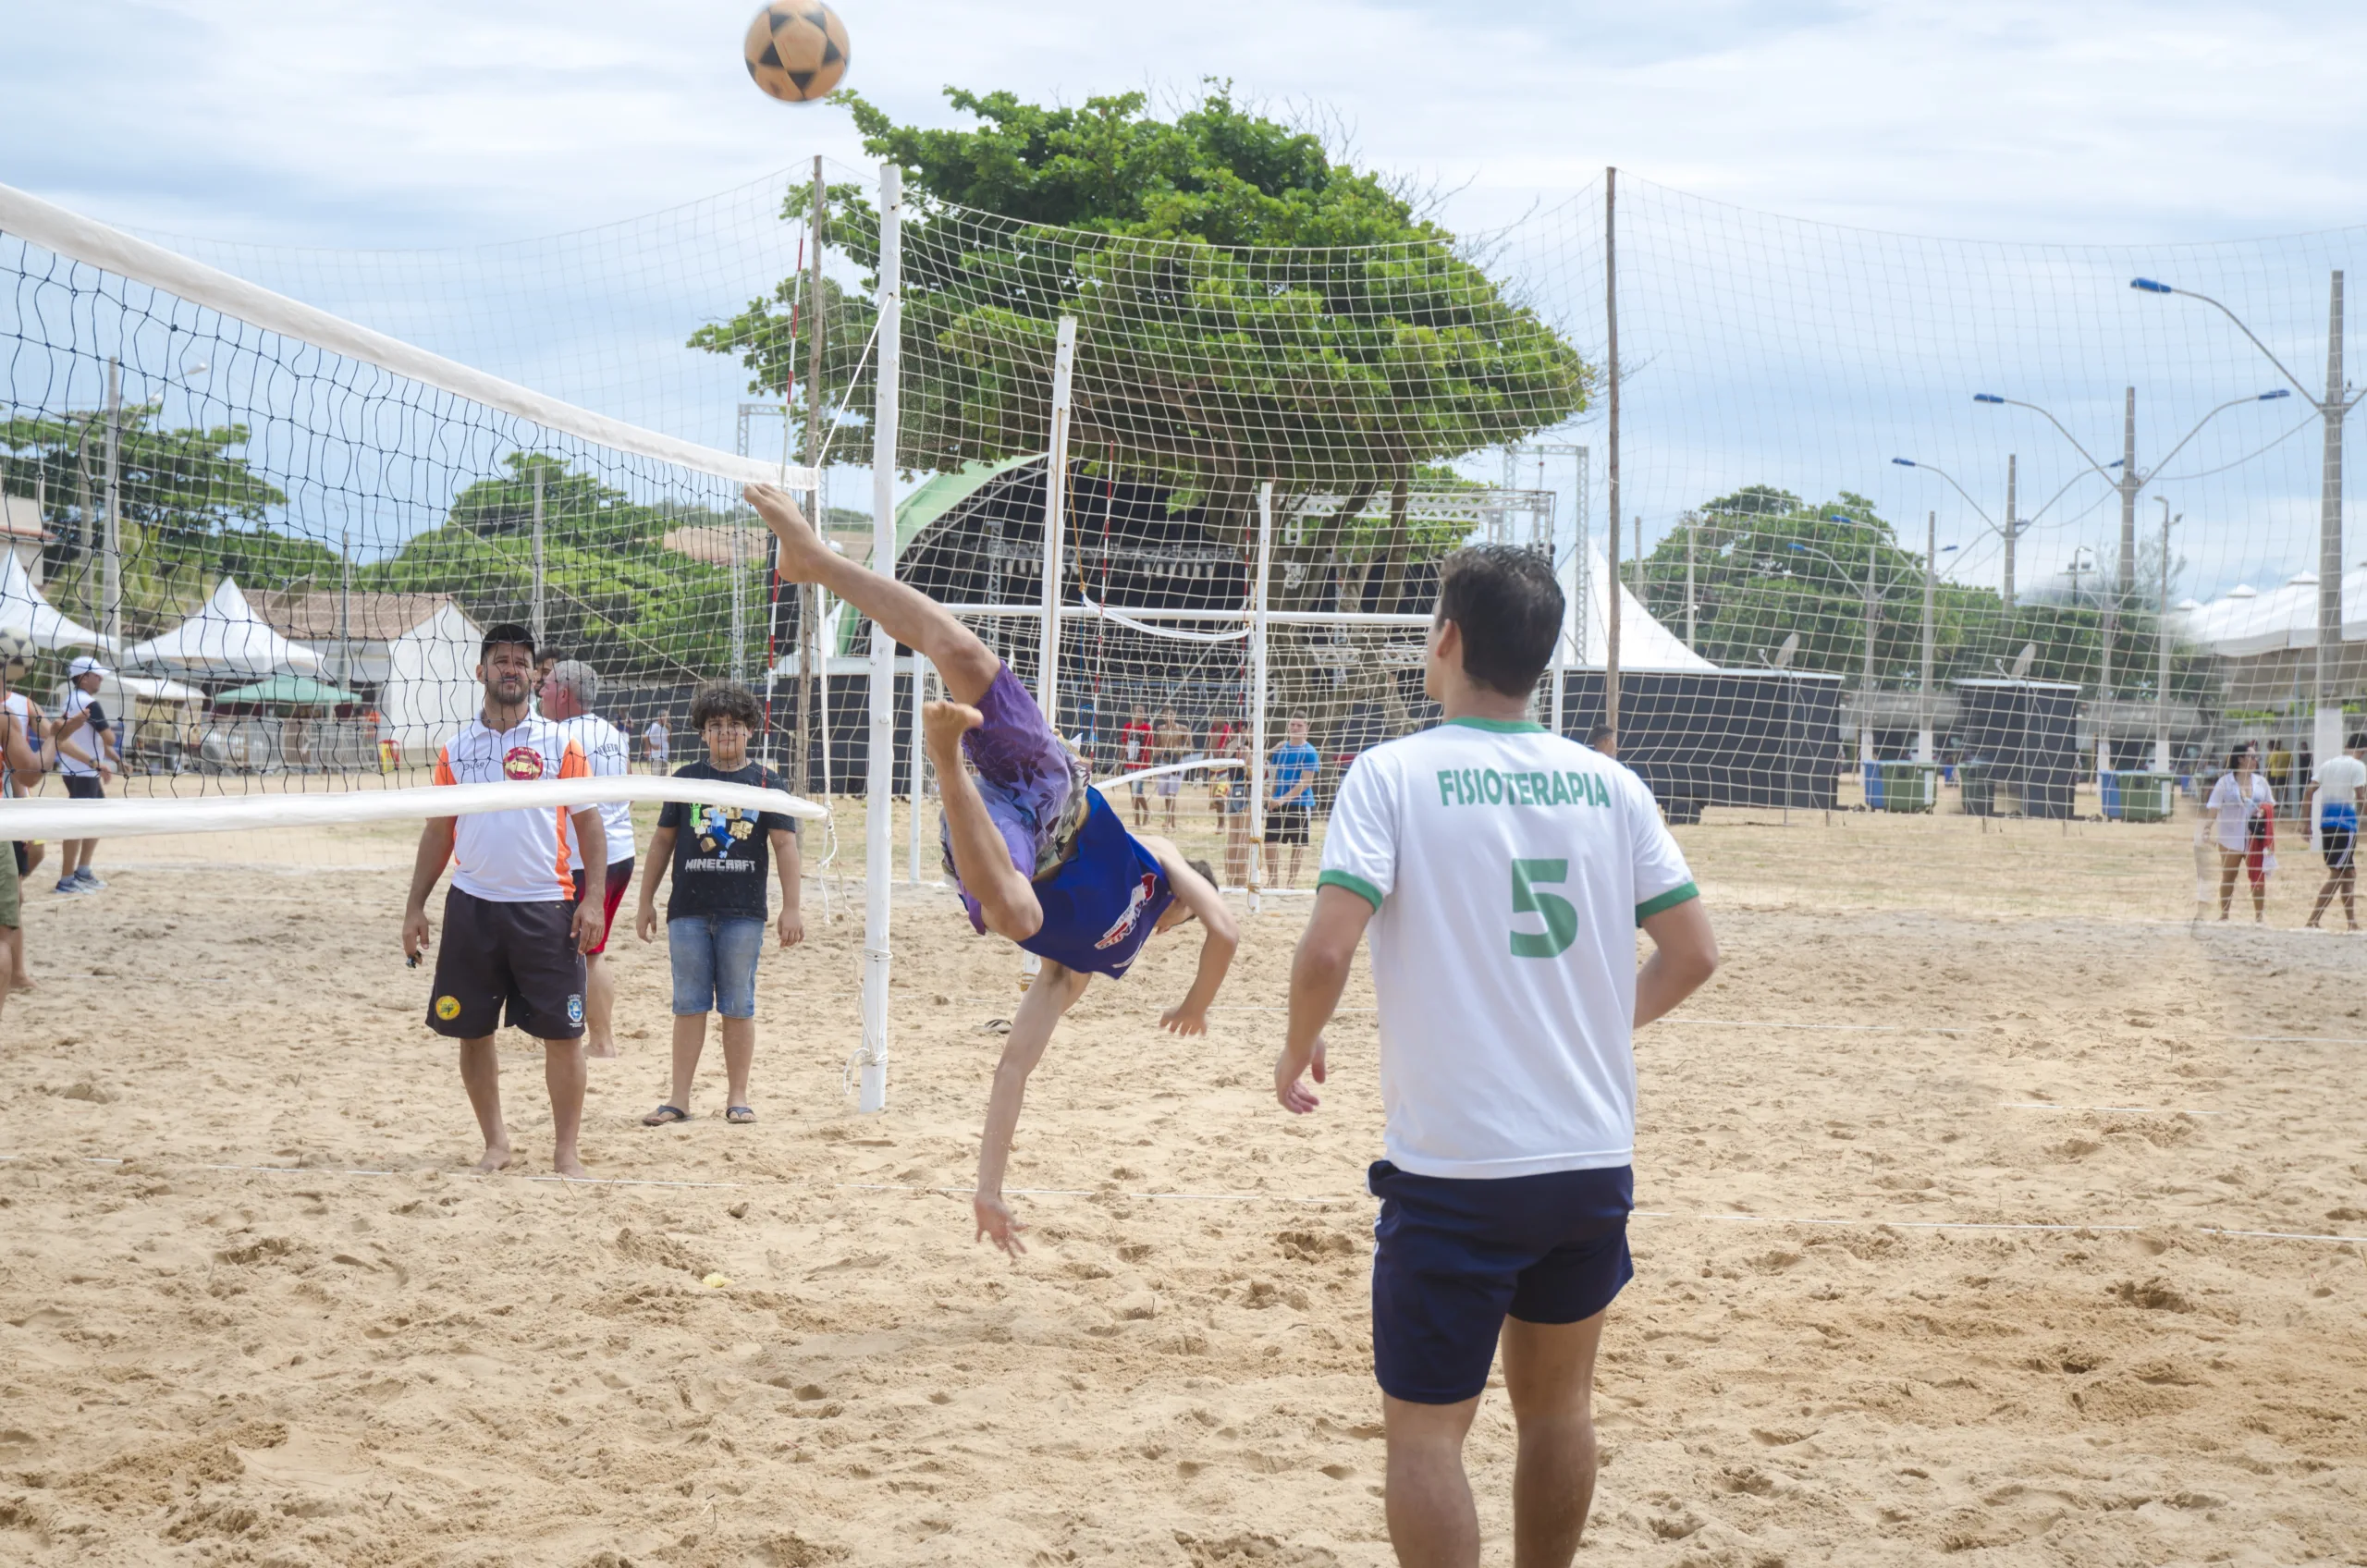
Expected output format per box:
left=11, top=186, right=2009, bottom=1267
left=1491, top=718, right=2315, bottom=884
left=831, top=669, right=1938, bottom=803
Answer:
left=121, top=577, right=325, bottom=678
left=0, top=546, right=109, bottom=651
left=377, top=601, right=484, bottom=762
left=211, top=674, right=363, bottom=711
left=2174, top=569, right=2367, bottom=658
left=1565, top=550, right=1719, bottom=671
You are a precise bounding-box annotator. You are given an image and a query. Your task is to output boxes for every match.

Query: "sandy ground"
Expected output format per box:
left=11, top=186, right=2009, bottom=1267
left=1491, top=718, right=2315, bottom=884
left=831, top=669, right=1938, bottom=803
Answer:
left=1, top=793, right=2363, bottom=1566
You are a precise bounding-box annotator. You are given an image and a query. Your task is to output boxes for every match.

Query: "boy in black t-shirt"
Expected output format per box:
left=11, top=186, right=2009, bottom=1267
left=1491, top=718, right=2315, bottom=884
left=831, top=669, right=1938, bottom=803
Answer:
left=633, top=684, right=803, bottom=1126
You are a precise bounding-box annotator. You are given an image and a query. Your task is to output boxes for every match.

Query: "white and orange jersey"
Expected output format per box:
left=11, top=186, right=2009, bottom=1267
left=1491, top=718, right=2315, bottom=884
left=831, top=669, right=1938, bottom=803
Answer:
left=433, top=715, right=591, bottom=902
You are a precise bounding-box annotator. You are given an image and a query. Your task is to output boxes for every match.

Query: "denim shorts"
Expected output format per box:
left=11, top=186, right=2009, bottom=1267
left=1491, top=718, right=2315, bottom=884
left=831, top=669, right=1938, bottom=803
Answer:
left=668, top=914, right=765, bottom=1018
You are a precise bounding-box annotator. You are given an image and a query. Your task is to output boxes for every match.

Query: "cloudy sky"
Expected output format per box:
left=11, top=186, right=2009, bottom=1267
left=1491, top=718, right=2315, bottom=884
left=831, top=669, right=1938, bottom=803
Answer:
left=8, top=0, right=2366, bottom=246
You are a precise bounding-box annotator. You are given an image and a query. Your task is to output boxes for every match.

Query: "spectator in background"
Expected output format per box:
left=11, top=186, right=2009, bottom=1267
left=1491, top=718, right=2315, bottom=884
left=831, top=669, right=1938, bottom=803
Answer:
left=54, top=655, right=117, bottom=896
left=1154, top=708, right=1192, bottom=833
left=2206, top=743, right=2273, bottom=924
left=2305, top=730, right=2366, bottom=932
left=1207, top=713, right=1242, bottom=826
left=541, top=660, right=638, bottom=1059
left=1121, top=706, right=1154, bottom=827
left=1587, top=724, right=1617, bottom=760
left=1221, top=731, right=1253, bottom=889
left=644, top=714, right=671, bottom=773
left=1267, top=715, right=1322, bottom=888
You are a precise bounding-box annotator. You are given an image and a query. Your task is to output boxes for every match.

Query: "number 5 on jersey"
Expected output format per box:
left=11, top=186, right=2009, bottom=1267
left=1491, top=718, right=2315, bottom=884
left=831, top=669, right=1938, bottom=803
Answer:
left=1510, top=858, right=1578, bottom=958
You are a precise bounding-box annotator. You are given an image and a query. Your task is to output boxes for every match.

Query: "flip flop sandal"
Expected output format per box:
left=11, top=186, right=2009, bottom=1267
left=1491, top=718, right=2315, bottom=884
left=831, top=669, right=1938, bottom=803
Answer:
left=642, top=1104, right=691, bottom=1127
left=725, top=1106, right=756, bottom=1125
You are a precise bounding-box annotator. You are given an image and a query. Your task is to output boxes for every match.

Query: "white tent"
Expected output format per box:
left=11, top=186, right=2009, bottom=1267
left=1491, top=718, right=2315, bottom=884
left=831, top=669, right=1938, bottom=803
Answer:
left=2175, top=568, right=2367, bottom=659
left=0, top=546, right=109, bottom=651
left=377, top=601, right=484, bottom=763
left=121, top=577, right=325, bottom=678
left=1565, top=550, right=1718, bottom=671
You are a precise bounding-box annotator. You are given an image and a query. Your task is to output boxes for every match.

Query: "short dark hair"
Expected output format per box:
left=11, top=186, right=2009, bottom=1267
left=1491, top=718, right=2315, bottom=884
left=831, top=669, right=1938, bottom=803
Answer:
left=480, top=622, right=535, bottom=658
left=1587, top=724, right=1615, bottom=747
left=691, top=682, right=763, bottom=732
left=1436, top=545, right=1564, bottom=696
left=2349, top=731, right=2367, bottom=751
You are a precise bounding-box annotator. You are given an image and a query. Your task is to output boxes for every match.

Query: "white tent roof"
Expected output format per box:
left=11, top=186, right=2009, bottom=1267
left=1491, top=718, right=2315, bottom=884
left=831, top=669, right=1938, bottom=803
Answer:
left=0, top=546, right=109, bottom=651
left=2175, top=567, right=2367, bottom=659
left=122, top=577, right=325, bottom=678
left=1564, top=550, right=1718, bottom=671
left=377, top=601, right=484, bottom=760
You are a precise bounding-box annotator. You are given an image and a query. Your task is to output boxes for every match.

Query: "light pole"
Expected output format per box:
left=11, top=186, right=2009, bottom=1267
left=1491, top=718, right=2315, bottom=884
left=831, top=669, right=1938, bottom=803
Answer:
left=1919, top=514, right=1960, bottom=765
left=1975, top=386, right=2289, bottom=774
left=2156, top=496, right=2181, bottom=773
left=2133, top=274, right=2364, bottom=768
left=1788, top=529, right=1881, bottom=766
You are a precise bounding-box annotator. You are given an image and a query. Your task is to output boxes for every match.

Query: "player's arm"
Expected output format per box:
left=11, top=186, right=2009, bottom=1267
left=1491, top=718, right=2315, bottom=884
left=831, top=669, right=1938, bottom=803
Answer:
left=1276, top=884, right=1373, bottom=1114
left=1140, top=836, right=1236, bottom=1035
left=1635, top=896, right=1718, bottom=1029
left=0, top=711, right=41, bottom=783
left=402, top=816, right=457, bottom=962
left=769, top=826, right=804, bottom=947
left=570, top=806, right=607, bottom=952
left=974, top=960, right=1089, bottom=1257
left=637, top=825, right=677, bottom=941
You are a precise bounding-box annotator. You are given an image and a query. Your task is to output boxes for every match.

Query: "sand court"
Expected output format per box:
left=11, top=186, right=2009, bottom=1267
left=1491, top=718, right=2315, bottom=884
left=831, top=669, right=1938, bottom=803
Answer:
left=1, top=804, right=2362, bottom=1563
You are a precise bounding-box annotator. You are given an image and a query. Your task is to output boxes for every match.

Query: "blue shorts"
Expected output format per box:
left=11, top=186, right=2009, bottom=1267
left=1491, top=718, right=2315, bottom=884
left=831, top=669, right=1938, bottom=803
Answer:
left=940, top=664, right=1088, bottom=933
left=668, top=914, right=764, bottom=1018
left=1368, top=1160, right=1635, bottom=1404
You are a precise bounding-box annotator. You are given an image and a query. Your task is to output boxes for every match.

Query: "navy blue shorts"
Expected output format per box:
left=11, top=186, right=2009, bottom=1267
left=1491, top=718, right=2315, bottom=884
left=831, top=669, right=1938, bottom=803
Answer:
left=1368, top=1159, right=1635, bottom=1404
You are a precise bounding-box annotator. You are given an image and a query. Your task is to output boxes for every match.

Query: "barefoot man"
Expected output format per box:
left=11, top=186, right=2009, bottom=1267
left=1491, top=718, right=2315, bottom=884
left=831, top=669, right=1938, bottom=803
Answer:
left=746, top=483, right=1238, bottom=1254
left=1274, top=545, right=1720, bottom=1567
left=401, top=623, right=609, bottom=1177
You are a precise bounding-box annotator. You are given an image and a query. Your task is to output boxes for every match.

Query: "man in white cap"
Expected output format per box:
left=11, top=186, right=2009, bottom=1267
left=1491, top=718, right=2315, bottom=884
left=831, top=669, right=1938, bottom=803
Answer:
left=539, top=658, right=636, bottom=1058
left=54, top=655, right=118, bottom=896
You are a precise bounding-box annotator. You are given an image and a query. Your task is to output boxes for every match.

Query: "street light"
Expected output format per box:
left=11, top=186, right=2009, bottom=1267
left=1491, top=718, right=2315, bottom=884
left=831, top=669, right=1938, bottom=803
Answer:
left=2132, top=273, right=2365, bottom=767
left=1787, top=532, right=1882, bottom=766
left=1893, top=453, right=2111, bottom=609
left=1975, top=385, right=2288, bottom=774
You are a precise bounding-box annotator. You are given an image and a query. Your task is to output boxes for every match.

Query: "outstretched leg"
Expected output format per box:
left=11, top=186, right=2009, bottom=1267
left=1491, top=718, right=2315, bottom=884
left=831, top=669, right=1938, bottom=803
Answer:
left=746, top=484, right=1000, bottom=704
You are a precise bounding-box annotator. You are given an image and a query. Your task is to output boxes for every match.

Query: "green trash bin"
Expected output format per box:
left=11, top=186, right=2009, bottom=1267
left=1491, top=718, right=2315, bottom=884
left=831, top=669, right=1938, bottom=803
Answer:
left=2104, top=769, right=2175, bottom=823
left=1876, top=760, right=1939, bottom=814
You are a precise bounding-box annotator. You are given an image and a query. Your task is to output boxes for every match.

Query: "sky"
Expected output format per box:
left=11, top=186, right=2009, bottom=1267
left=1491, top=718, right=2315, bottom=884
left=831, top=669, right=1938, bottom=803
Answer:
left=6, top=0, right=2367, bottom=602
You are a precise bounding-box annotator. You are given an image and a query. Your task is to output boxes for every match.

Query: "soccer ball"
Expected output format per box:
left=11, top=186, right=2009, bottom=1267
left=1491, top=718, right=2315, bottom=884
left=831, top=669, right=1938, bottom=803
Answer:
left=0, top=626, right=31, bottom=681
left=743, top=2, right=851, bottom=104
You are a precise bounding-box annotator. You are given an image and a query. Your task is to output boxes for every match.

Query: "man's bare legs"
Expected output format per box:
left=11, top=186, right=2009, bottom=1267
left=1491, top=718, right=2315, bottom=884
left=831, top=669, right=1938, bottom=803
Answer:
left=456, top=1035, right=588, bottom=1176
left=1502, top=1313, right=1607, bottom=1568
left=2307, top=864, right=2358, bottom=930
left=746, top=483, right=1038, bottom=938
left=583, top=951, right=619, bottom=1058
left=1380, top=1311, right=1609, bottom=1568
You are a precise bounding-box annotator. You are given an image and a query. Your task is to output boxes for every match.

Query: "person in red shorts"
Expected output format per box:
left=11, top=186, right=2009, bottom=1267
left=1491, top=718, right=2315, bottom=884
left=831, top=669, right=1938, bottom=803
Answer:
left=401, top=624, right=609, bottom=1178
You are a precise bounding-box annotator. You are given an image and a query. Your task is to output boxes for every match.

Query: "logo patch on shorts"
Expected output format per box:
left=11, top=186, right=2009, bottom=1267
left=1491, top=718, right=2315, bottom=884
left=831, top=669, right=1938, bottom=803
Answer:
left=502, top=745, right=546, bottom=781
left=567, top=993, right=585, bottom=1026
left=434, top=995, right=462, bottom=1021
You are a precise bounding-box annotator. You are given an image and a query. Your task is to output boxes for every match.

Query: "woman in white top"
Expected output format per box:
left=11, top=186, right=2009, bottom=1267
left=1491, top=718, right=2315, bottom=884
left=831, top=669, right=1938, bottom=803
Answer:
left=2204, top=743, right=2274, bottom=923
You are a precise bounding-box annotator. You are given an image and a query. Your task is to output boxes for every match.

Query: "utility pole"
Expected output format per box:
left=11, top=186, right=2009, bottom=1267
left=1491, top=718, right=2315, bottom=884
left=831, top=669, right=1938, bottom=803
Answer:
left=2101, top=386, right=2136, bottom=777
left=1860, top=541, right=1876, bottom=767
left=337, top=527, right=351, bottom=690
left=530, top=463, right=546, bottom=651
left=2002, top=454, right=2018, bottom=610
left=1683, top=516, right=1697, bottom=649
left=1919, top=509, right=1936, bottom=764
left=1603, top=167, right=1622, bottom=736
left=799, top=156, right=828, bottom=798
left=2318, top=272, right=2347, bottom=768
left=2157, top=496, right=2177, bottom=773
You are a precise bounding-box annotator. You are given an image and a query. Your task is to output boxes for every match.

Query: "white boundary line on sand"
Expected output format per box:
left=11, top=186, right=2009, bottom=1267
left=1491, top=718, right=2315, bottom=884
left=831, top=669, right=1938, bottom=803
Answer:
left=2003, top=1102, right=2226, bottom=1116
left=6, top=1154, right=2361, bottom=1245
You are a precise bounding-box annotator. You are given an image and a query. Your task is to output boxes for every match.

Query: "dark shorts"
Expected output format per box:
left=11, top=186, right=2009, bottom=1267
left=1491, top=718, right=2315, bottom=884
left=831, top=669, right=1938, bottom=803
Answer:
left=426, top=887, right=587, bottom=1040
left=62, top=774, right=104, bottom=801
left=2324, top=827, right=2357, bottom=872
left=1265, top=803, right=1312, bottom=845
left=570, top=856, right=635, bottom=956
left=1368, top=1160, right=1635, bottom=1404
left=941, top=664, right=1088, bottom=933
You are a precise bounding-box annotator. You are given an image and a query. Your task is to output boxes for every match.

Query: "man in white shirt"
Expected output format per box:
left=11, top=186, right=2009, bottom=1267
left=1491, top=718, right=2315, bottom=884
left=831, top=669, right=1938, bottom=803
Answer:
left=54, top=655, right=119, bottom=895
left=1274, top=545, right=1720, bottom=1568
left=540, top=659, right=637, bottom=1058
left=401, top=624, right=608, bottom=1178
left=2305, top=730, right=2366, bottom=931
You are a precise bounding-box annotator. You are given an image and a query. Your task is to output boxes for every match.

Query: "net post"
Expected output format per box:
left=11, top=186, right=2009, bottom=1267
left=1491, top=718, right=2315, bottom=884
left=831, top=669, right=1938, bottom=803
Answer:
left=1602, top=170, right=1622, bottom=738
left=103, top=356, right=121, bottom=655
left=1919, top=508, right=1936, bottom=764
left=1039, top=316, right=1077, bottom=719
left=858, top=160, right=901, bottom=1116
left=530, top=463, right=546, bottom=651
left=1249, top=481, right=1273, bottom=912
left=796, top=156, right=828, bottom=799
left=907, top=655, right=928, bottom=883
left=2316, top=269, right=2347, bottom=770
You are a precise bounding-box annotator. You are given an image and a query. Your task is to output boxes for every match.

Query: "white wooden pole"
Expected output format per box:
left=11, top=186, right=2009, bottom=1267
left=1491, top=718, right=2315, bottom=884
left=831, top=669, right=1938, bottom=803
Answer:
left=858, top=161, right=901, bottom=1115
left=1249, top=482, right=1273, bottom=911
left=1039, top=316, right=1077, bottom=722
left=907, top=655, right=928, bottom=883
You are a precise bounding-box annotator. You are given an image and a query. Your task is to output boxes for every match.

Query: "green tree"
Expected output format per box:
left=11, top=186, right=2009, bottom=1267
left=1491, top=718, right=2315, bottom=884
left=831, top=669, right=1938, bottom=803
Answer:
left=691, top=84, right=1591, bottom=531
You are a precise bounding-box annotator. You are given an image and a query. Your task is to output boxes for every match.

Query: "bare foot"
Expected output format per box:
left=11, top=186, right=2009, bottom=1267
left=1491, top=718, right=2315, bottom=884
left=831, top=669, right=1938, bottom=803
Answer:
left=585, top=1037, right=619, bottom=1060
left=552, top=1151, right=591, bottom=1181
left=475, top=1144, right=513, bottom=1174
left=743, top=483, right=831, bottom=582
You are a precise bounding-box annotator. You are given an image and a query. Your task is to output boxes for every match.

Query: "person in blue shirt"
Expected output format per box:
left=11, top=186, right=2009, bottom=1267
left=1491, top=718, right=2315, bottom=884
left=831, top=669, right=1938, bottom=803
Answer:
left=1266, top=715, right=1322, bottom=887
left=745, top=483, right=1239, bottom=1256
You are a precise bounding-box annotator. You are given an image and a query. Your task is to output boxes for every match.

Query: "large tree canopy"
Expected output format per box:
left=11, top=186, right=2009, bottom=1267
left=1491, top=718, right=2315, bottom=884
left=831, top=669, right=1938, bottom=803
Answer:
left=691, top=85, right=1591, bottom=517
